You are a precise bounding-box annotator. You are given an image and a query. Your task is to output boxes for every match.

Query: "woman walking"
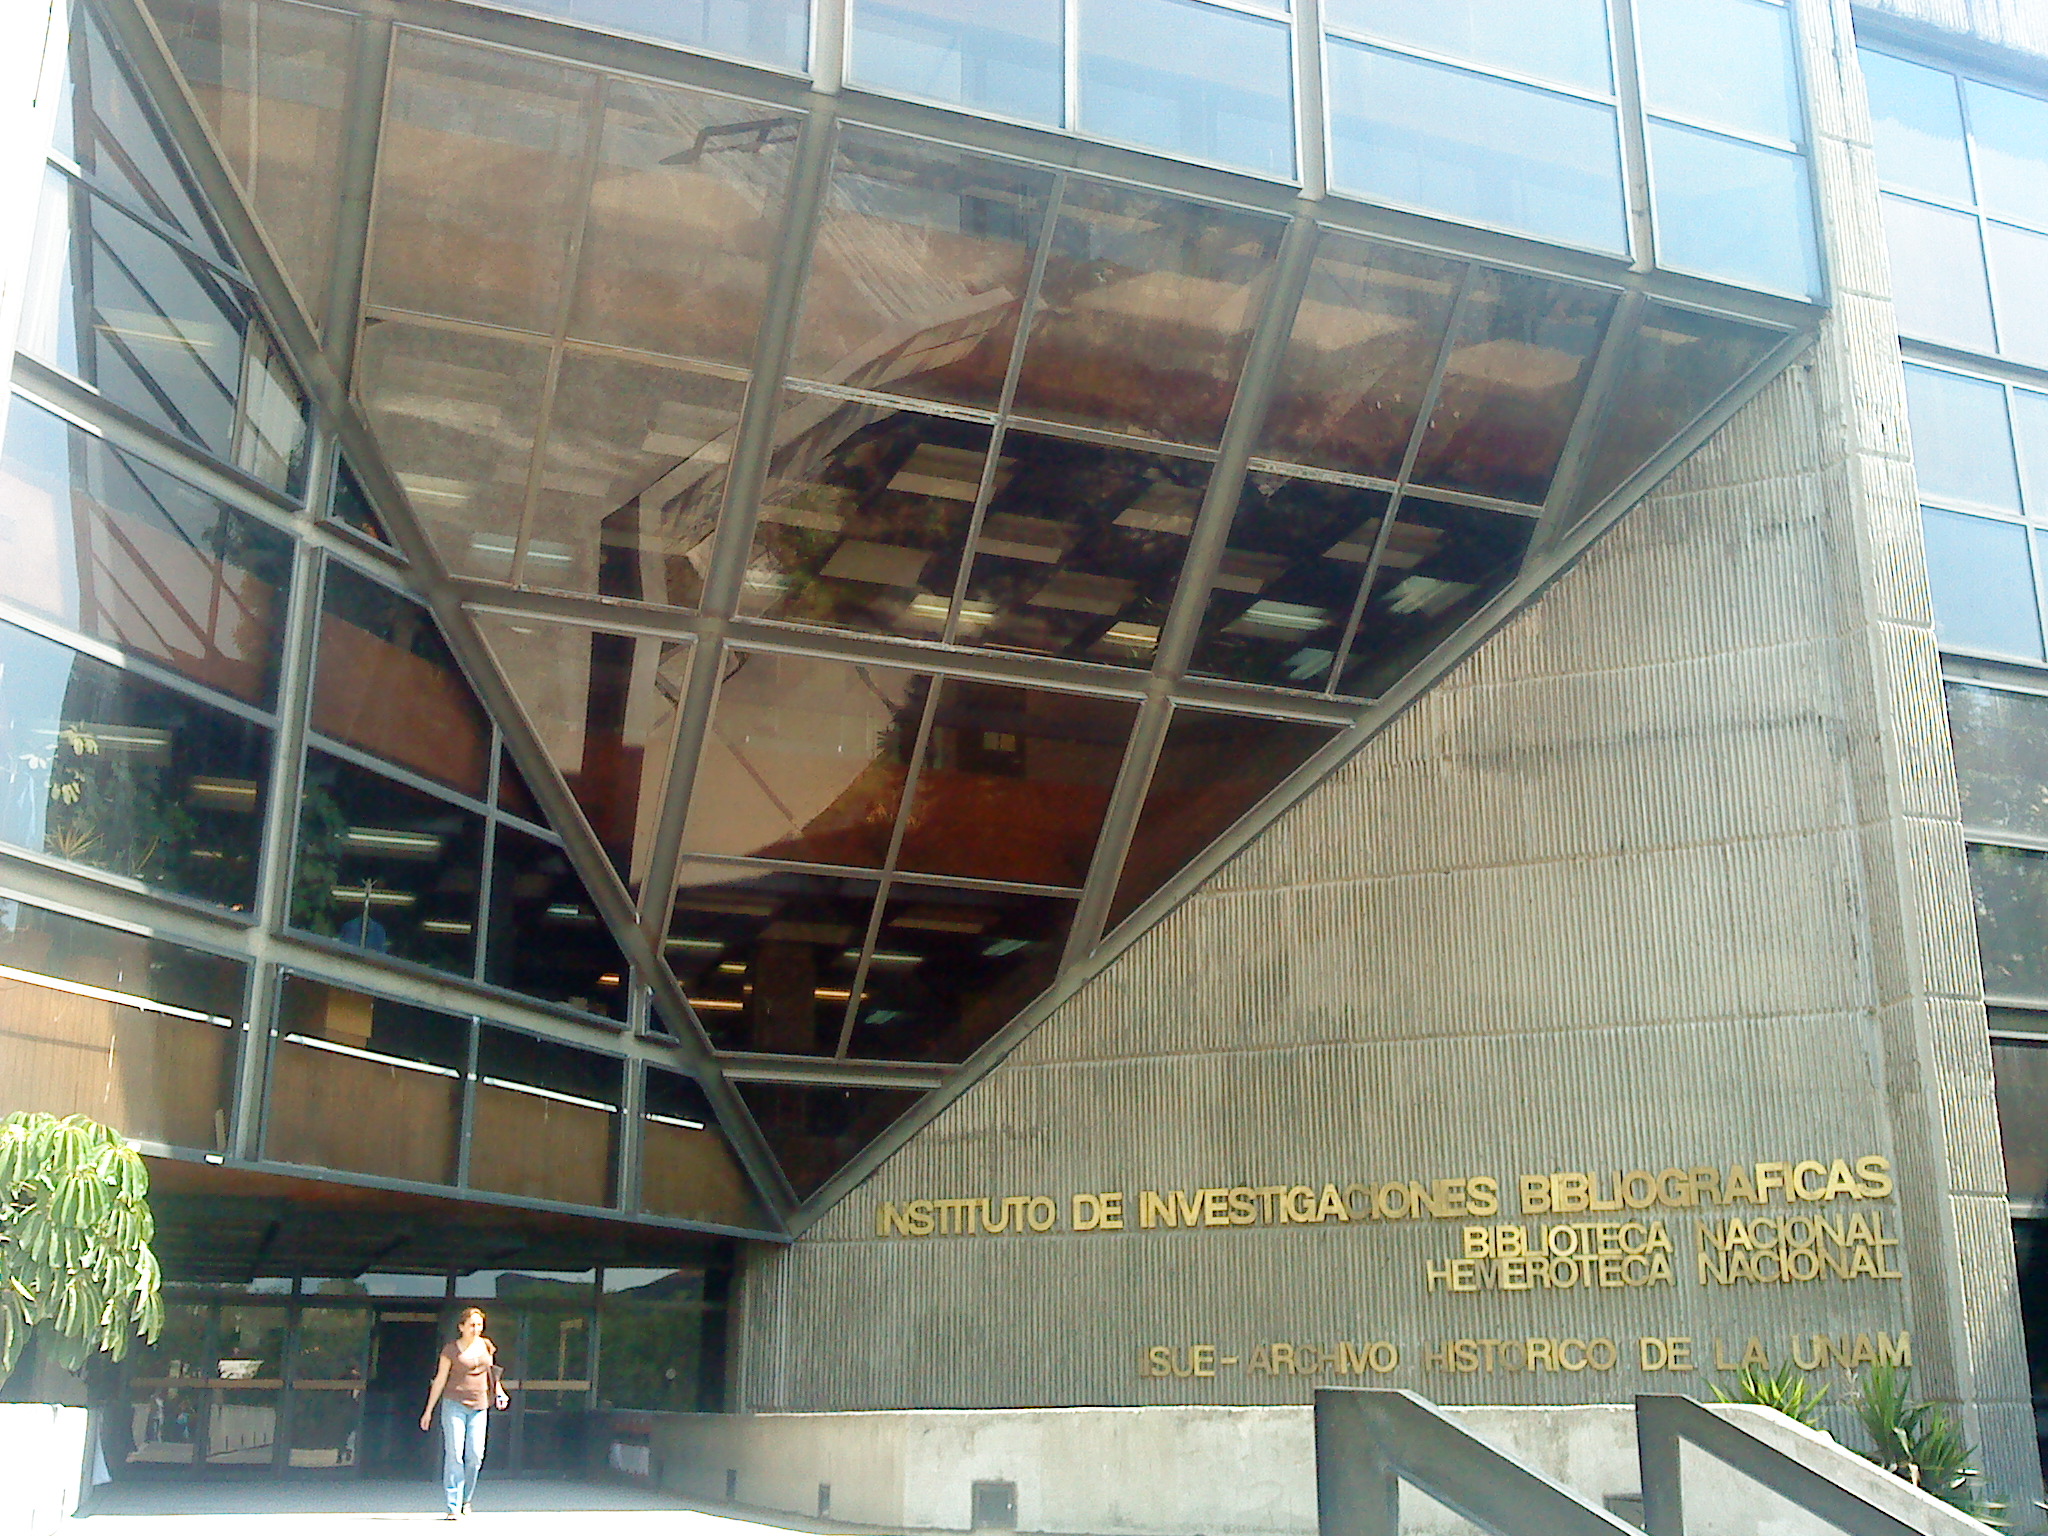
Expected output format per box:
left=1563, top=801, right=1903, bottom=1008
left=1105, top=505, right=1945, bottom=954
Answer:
left=420, top=1307, right=508, bottom=1519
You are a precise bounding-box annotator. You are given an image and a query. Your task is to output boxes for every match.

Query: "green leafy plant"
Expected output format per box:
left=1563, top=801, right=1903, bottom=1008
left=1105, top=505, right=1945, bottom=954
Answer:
left=1714, top=1361, right=1829, bottom=1427
left=1854, top=1362, right=1994, bottom=1519
left=0, top=1112, right=163, bottom=1381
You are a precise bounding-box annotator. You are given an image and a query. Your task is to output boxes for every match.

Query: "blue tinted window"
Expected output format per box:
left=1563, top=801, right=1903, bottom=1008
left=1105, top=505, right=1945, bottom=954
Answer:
left=1322, top=0, right=1611, bottom=95
left=1965, top=79, right=2048, bottom=231
left=1987, top=222, right=2048, bottom=369
left=1076, top=0, right=1294, bottom=178
left=1922, top=509, right=2041, bottom=659
left=2013, top=391, right=2048, bottom=516
left=508, top=0, right=808, bottom=71
left=1861, top=50, right=1971, bottom=204
left=1880, top=193, right=1994, bottom=350
left=1904, top=365, right=2020, bottom=510
left=1649, top=122, right=1817, bottom=296
left=1327, top=41, right=1624, bottom=253
left=850, top=0, right=1062, bottom=126
left=1636, top=0, right=1799, bottom=144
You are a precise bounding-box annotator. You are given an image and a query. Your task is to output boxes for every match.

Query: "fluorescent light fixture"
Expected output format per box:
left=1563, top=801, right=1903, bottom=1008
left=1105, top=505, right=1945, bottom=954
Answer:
left=344, top=827, right=443, bottom=856
left=419, top=919, right=474, bottom=935
left=0, top=961, right=232, bottom=1027
left=665, top=937, right=724, bottom=953
left=479, top=1076, right=617, bottom=1113
left=646, top=1112, right=706, bottom=1131
left=686, top=996, right=744, bottom=1011
left=187, top=776, right=259, bottom=810
left=329, top=885, right=417, bottom=908
left=283, top=1033, right=459, bottom=1077
left=716, top=961, right=747, bottom=975
left=983, top=938, right=1030, bottom=957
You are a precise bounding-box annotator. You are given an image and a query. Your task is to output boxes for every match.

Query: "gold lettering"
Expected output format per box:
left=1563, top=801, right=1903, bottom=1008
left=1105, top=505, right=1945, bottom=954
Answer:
left=1467, top=1176, right=1500, bottom=1218
left=1856, top=1155, right=1895, bottom=1199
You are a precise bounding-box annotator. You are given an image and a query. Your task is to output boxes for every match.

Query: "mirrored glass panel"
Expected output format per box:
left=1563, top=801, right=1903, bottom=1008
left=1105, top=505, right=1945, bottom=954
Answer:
left=735, top=1080, right=922, bottom=1198
left=0, top=397, right=294, bottom=705
left=566, top=78, right=797, bottom=368
left=844, top=884, right=1074, bottom=1061
left=682, top=651, right=923, bottom=869
left=268, top=975, right=467, bottom=1184
left=313, top=564, right=491, bottom=797
left=1986, top=222, right=2048, bottom=369
left=640, top=1068, right=761, bottom=1226
left=1188, top=475, right=1391, bottom=690
left=1075, top=0, right=1294, bottom=178
left=1648, top=123, right=1818, bottom=297
left=506, top=0, right=807, bottom=71
left=1011, top=182, right=1282, bottom=447
left=1256, top=235, right=1463, bottom=480
left=1963, top=79, right=2048, bottom=232
left=1576, top=304, right=1782, bottom=510
left=1323, top=0, right=1610, bottom=94
left=288, top=1306, right=369, bottom=1467
left=1903, top=365, right=2020, bottom=511
left=484, top=826, right=630, bottom=1020
left=472, top=1027, right=622, bottom=1208
left=293, top=751, right=486, bottom=974
left=1879, top=194, right=1995, bottom=352
left=791, top=131, right=1054, bottom=411
left=1326, top=41, right=1625, bottom=255
left=207, top=1303, right=287, bottom=1463
left=959, top=430, right=1211, bottom=666
left=147, top=0, right=357, bottom=323
left=352, top=319, right=550, bottom=583
left=1111, top=710, right=1337, bottom=927
left=2015, top=391, right=2048, bottom=515
left=1412, top=270, right=1612, bottom=504
left=1635, top=0, right=1798, bottom=144
left=666, top=861, right=877, bottom=1055
left=895, top=679, right=1136, bottom=887
left=1948, top=683, right=2048, bottom=841
left=0, top=620, right=271, bottom=910
left=1336, top=496, right=1537, bottom=697
left=473, top=617, right=686, bottom=889
left=0, top=896, right=241, bottom=1151
left=1972, top=844, right=2048, bottom=1002
left=744, top=396, right=991, bottom=637
left=1920, top=509, right=2042, bottom=660
left=1859, top=49, right=1971, bottom=205
left=849, top=0, right=1062, bottom=127
left=1992, top=1037, right=2048, bottom=1204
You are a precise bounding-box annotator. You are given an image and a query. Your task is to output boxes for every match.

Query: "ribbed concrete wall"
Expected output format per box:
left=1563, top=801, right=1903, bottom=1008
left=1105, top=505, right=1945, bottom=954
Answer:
left=733, top=0, right=2041, bottom=1515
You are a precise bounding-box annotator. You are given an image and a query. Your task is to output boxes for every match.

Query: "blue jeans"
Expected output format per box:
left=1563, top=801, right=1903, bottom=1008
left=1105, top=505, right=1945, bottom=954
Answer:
left=439, top=1401, right=488, bottom=1513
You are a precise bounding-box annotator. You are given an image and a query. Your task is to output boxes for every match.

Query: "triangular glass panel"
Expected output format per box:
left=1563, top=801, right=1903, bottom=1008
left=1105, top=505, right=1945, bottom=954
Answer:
left=642, top=1068, right=771, bottom=1228
left=733, top=1081, right=927, bottom=1200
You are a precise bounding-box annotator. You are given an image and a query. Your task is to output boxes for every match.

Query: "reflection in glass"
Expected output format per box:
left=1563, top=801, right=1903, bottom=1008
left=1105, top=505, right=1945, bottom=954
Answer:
left=844, top=885, right=1073, bottom=1061
left=533, top=351, right=745, bottom=598
left=0, top=621, right=271, bottom=909
left=313, top=564, right=490, bottom=797
left=485, top=827, right=628, bottom=1020
left=1635, top=0, right=1798, bottom=144
left=1012, top=182, right=1281, bottom=447
left=207, top=1303, right=288, bottom=1463
left=292, top=751, right=486, bottom=975
left=666, top=862, right=877, bottom=1054
left=288, top=1307, right=369, bottom=1468
left=473, top=617, right=685, bottom=889
left=1256, top=235, right=1463, bottom=480
left=1986, top=223, right=2048, bottom=369
left=850, top=0, right=1062, bottom=127
left=1576, top=304, right=1781, bottom=510
left=267, top=975, right=467, bottom=1184
left=369, top=34, right=599, bottom=333
left=1964, top=80, right=2048, bottom=232
left=1947, top=684, right=2048, bottom=841
left=1326, top=41, right=1625, bottom=255
left=1413, top=270, right=1611, bottom=504
left=1111, top=710, right=1336, bottom=927
left=506, top=0, right=807, bottom=71
left=641, top=1068, right=761, bottom=1226
left=0, top=398, right=293, bottom=705
left=124, top=1303, right=210, bottom=1466
left=1648, top=123, right=1818, bottom=297
left=1075, top=0, right=1294, bottom=178
left=1189, top=476, right=1391, bottom=690
left=745, top=398, right=991, bottom=637
left=328, top=460, right=389, bottom=543
left=896, top=680, right=1136, bottom=887
left=352, top=319, right=550, bottom=582
left=1920, top=510, right=2041, bottom=660
left=454, top=1268, right=594, bottom=1301
left=1879, top=194, right=1995, bottom=352
left=683, top=652, right=922, bottom=868
left=1859, top=49, right=1971, bottom=205
left=1992, top=1037, right=2048, bottom=1204
left=2014, top=391, right=2048, bottom=516
left=20, top=174, right=308, bottom=492
left=0, top=896, right=241, bottom=1150
left=961, top=431, right=1211, bottom=666
left=1323, top=0, right=1611, bottom=93
left=1972, top=845, right=2048, bottom=1002
left=792, top=131, right=1054, bottom=411
left=148, top=0, right=356, bottom=323
left=471, top=1027, right=621, bottom=1208
left=1903, top=365, right=2020, bottom=511
left=735, top=1081, right=922, bottom=1198
left=1337, top=497, right=1536, bottom=697
left=598, top=1257, right=728, bottom=1412
left=567, top=77, right=797, bottom=367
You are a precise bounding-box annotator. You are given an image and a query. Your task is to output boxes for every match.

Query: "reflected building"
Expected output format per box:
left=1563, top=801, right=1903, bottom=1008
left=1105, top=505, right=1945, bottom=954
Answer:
left=3, top=0, right=2047, bottom=1504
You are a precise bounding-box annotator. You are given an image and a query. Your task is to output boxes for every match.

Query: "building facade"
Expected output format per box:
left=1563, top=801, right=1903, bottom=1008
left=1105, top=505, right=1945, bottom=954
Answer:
left=1, top=0, right=2045, bottom=1510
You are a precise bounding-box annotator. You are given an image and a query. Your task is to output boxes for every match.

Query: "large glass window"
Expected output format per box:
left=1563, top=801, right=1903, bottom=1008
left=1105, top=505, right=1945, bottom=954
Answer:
left=1972, top=844, right=2048, bottom=1003
left=598, top=1259, right=729, bottom=1412
left=849, top=0, right=1062, bottom=128
left=471, top=1026, right=622, bottom=1208
left=483, top=825, right=630, bottom=1020
left=639, top=1069, right=760, bottom=1226
left=1949, top=683, right=2048, bottom=841
left=734, top=1080, right=922, bottom=1198
left=1646, top=123, right=1818, bottom=299
left=1994, top=1037, right=2048, bottom=1205
left=1324, top=0, right=1610, bottom=95
left=493, top=0, right=807, bottom=72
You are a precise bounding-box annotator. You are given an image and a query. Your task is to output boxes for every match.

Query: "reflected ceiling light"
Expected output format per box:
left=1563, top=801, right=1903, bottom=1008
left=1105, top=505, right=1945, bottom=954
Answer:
left=716, top=961, right=748, bottom=975
left=0, top=960, right=233, bottom=1028
left=66, top=724, right=172, bottom=757
left=666, top=937, right=725, bottom=952
left=479, top=1075, right=616, bottom=1113
left=1385, top=576, right=1477, bottom=616
left=646, top=1112, right=706, bottom=1131
left=903, top=594, right=952, bottom=627
left=282, top=1032, right=459, bottom=1077
left=187, top=776, right=260, bottom=810
left=1098, top=622, right=1159, bottom=649
left=419, top=919, right=474, bottom=935
left=329, top=885, right=417, bottom=907
left=814, top=987, right=855, bottom=1001
left=866, top=951, right=923, bottom=967
left=983, top=938, right=1031, bottom=957
left=1229, top=600, right=1328, bottom=637
left=892, top=909, right=992, bottom=933
left=544, top=903, right=597, bottom=923
left=344, top=827, right=443, bottom=856
left=402, top=475, right=475, bottom=506
left=597, top=973, right=622, bottom=987
left=888, top=443, right=987, bottom=501
left=686, top=996, right=745, bottom=1011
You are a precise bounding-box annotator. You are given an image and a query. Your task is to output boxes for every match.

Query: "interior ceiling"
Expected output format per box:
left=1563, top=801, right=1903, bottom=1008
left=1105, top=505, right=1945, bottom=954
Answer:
left=133, top=0, right=1818, bottom=1222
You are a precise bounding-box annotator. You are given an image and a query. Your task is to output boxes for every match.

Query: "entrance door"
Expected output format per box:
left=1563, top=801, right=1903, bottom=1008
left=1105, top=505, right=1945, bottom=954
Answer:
left=359, top=1315, right=440, bottom=1476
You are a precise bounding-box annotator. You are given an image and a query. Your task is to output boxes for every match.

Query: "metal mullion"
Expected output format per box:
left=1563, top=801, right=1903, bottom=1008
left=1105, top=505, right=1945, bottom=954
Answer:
left=52, top=160, right=256, bottom=294
left=995, top=412, right=1222, bottom=462
left=942, top=169, right=1065, bottom=645
left=301, top=732, right=496, bottom=820
left=1319, top=26, right=1622, bottom=109
left=786, top=375, right=999, bottom=426
left=1062, top=0, right=1079, bottom=130
left=1325, top=267, right=1481, bottom=692
left=1292, top=0, right=1324, bottom=200
left=507, top=71, right=611, bottom=588
left=0, top=863, right=256, bottom=959
left=832, top=682, right=942, bottom=1055
left=1529, top=287, right=1647, bottom=560
left=1056, top=694, right=1169, bottom=968
left=1606, top=0, right=1655, bottom=271
left=809, top=0, right=845, bottom=94
left=617, top=1056, right=644, bottom=1211
left=719, top=1054, right=949, bottom=1089
left=474, top=815, right=497, bottom=988
left=455, top=1015, right=479, bottom=1187
left=1964, top=828, right=2048, bottom=857
left=682, top=849, right=1079, bottom=899
left=357, top=304, right=553, bottom=347
left=320, top=13, right=390, bottom=373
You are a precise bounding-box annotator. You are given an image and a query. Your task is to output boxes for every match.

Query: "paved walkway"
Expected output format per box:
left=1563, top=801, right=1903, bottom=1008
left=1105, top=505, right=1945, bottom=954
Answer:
left=78, top=1479, right=858, bottom=1535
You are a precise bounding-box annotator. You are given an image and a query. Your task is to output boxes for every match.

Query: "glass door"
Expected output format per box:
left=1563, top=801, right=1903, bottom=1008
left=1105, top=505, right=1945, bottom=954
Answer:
left=206, top=1304, right=288, bottom=1468
left=119, top=1302, right=211, bottom=1471
left=287, top=1306, right=371, bottom=1469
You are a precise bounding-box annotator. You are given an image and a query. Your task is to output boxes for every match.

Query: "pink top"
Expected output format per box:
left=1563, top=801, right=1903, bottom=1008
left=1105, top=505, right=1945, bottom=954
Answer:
left=441, top=1339, right=497, bottom=1410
